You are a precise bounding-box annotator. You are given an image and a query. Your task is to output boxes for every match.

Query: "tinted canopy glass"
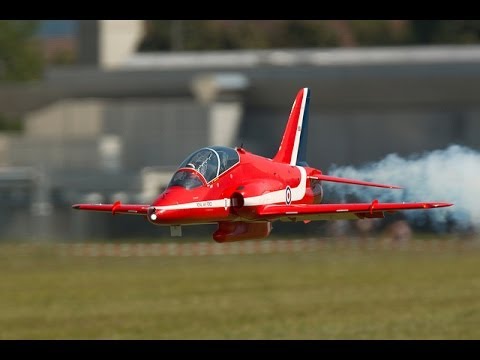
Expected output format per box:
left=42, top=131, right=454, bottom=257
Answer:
left=168, top=146, right=240, bottom=189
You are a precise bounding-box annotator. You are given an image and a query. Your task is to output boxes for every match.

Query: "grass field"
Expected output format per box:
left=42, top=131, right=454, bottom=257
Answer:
left=1, top=237, right=480, bottom=339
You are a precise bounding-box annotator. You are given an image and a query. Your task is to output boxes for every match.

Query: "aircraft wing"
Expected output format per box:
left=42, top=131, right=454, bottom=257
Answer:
left=72, top=201, right=149, bottom=215
left=256, top=201, right=453, bottom=221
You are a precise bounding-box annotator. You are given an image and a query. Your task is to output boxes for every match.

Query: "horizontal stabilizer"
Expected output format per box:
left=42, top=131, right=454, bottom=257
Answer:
left=312, top=174, right=402, bottom=189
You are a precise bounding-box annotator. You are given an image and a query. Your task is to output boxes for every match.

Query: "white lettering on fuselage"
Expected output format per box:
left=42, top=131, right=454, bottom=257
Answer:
left=154, top=166, right=307, bottom=212
left=196, top=201, right=213, bottom=207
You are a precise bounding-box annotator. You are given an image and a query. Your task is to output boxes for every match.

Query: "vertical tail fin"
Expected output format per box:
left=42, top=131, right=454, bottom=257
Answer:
left=273, top=87, right=310, bottom=166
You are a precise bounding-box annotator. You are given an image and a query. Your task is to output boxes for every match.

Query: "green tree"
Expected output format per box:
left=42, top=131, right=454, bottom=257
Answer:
left=137, top=20, right=341, bottom=51
left=137, top=20, right=480, bottom=52
left=137, top=20, right=172, bottom=51
left=348, top=20, right=409, bottom=46
left=409, top=20, right=480, bottom=44
left=0, top=20, right=44, bottom=82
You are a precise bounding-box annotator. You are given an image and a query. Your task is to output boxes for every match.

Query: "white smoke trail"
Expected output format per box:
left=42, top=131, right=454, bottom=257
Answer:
left=323, top=144, right=480, bottom=232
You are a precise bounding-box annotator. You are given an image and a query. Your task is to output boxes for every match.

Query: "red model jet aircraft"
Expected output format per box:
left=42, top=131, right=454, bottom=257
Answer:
left=73, top=88, right=453, bottom=242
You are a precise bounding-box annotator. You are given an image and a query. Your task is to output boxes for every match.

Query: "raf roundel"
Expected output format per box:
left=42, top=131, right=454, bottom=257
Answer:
left=285, top=186, right=292, bottom=205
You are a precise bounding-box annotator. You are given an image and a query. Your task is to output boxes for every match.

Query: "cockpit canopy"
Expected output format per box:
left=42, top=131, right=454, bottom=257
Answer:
left=167, top=146, right=240, bottom=190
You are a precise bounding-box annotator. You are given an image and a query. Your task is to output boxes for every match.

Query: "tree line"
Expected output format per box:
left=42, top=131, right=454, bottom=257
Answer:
left=138, top=20, right=480, bottom=51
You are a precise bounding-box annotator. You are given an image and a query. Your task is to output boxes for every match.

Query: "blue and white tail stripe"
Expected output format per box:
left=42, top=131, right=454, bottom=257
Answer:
left=293, top=88, right=310, bottom=166
left=273, top=88, right=311, bottom=166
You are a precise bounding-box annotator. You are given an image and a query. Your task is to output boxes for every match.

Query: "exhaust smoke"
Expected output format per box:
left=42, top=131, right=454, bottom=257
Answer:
left=323, top=144, right=480, bottom=232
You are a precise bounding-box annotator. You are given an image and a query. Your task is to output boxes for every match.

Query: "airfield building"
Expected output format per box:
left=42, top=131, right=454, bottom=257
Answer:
left=1, top=21, right=480, bottom=240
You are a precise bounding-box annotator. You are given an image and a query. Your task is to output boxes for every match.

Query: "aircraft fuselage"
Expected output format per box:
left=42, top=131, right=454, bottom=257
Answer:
left=147, top=148, right=321, bottom=225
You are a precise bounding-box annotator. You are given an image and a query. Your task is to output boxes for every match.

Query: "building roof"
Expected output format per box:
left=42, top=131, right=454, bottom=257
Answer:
left=4, top=45, right=480, bottom=116
left=121, top=45, right=480, bottom=70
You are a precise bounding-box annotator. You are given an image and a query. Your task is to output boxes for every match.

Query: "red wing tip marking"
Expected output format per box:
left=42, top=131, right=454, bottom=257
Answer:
left=422, top=202, right=454, bottom=208
left=431, top=202, right=454, bottom=208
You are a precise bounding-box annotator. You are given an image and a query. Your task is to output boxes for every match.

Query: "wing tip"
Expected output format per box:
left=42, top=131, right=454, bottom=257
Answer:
left=72, top=204, right=81, bottom=210
left=424, top=202, right=454, bottom=208
left=436, top=202, right=454, bottom=208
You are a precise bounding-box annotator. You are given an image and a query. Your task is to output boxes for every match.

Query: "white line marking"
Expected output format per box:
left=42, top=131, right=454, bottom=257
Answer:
left=154, top=166, right=307, bottom=210
left=290, top=88, right=308, bottom=166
